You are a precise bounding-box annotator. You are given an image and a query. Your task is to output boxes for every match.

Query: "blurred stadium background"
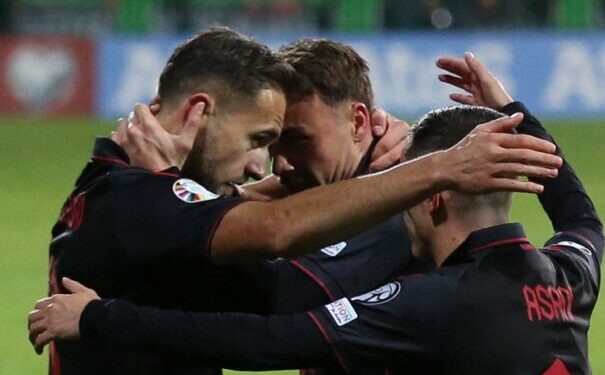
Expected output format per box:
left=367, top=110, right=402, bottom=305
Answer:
left=0, top=0, right=603, bottom=374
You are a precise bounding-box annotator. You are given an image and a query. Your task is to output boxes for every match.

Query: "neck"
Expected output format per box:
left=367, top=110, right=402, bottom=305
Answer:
left=155, top=108, right=181, bottom=134
left=351, top=135, right=375, bottom=177
left=430, top=212, right=509, bottom=266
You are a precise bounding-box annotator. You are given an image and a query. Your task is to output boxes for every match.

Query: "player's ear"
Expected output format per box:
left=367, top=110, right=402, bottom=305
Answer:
left=351, top=102, right=371, bottom=143
left=149, top=96, right=161, bottom=115
left=428, top=193, right=447, bottom=225
left=183, top=93, right=214, bottom=128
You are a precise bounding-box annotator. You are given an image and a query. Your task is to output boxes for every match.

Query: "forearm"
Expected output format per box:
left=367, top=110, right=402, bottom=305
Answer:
left=81, top=299, right=332, bottom=370
left=242, top=175, right=290, bottom=199
left=501, top=102, right=603, bottom=255
left=212, top=153, right=446, bottom=263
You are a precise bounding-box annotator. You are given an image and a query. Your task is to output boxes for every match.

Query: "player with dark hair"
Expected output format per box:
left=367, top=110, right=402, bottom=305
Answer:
left=35, top=25, right=562, bottom=374
left=30, top=54, right=602, bottom=374
left=221, top=39, right=420, bottom=315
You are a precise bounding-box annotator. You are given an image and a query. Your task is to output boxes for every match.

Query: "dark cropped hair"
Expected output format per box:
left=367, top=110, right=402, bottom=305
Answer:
left=279, top=38, right=374, bottom=110
left=407, top=105, right=512, bottom=213
left=158, top=27, right=294, bottom=107
left=407, top=105, right=506, bottom=160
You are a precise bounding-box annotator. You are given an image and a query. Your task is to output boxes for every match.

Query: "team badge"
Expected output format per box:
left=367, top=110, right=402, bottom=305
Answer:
left=352, top=281, right=401, bottom=305
left=320, top=241, right=347, bottom=257
left=172, top=178, right=218, bottom=203
left=325, top=298, right=358, bottom=326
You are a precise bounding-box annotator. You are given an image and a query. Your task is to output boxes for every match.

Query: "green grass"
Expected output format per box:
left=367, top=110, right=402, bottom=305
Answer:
left=0, top=118, right=603, bottom=374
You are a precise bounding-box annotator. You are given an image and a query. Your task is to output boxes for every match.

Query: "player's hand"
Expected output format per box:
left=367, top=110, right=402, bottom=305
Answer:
left=369, top=108, right=410, bottom=172
left=28, top=278, right=100, bottom=355
left=436, top=52, right=513, bottom=110
left=112, top=102, right=205, bottom=171
left=439, top=113, right=562, bottom=194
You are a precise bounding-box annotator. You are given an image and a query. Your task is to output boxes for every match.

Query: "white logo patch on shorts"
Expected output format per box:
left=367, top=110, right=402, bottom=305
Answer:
left=352, top=281, right=401, bottom=305
left=172, top=178, right=218, bottom=203
left=320, top=242, right=347, bottom=257
left=325, top=298, right=358, bottom=326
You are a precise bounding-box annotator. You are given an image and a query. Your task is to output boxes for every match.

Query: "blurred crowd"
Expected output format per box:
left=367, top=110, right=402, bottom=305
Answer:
left=0, top=0, right=603, bottom=35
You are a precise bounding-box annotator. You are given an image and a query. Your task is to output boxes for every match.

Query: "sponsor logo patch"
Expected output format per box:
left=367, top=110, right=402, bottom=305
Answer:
left=172, top=178, right=218, bottom=203
left=320, top=241, right=347, bottom=257
left=325, top=298, right=358, bottom=326
left=352, top=281, right=401, bottom=305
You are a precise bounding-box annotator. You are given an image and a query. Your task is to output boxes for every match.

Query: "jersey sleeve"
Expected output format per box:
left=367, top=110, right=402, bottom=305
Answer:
left=241, top=260, right=333, bottom=313
left=80, top=298, right=333, bottom=371
left=500, top=102, right=604, bottom=265
left=307, top=273, right=456, bottom=372
left=78, top=273, right=454, bottom=372
left=107, top=172, right=244, bottom=263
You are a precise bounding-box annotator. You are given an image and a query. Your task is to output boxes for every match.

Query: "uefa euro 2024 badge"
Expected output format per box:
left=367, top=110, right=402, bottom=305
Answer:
left=173, top=178, right=219, bottom=203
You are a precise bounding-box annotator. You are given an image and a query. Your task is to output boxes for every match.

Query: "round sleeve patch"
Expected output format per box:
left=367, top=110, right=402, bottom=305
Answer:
left=351, top=281, right=401, bottom=305
left=172, top=178, right=219, bottom=203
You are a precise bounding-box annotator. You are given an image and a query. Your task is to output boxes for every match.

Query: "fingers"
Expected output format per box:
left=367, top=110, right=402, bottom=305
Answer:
left=133, top=103, right=159, bottom=135
left=438, top=74, right=471, bottom=92
left=62, top=277, right=92, bottom=294
left=494, top=163, right=558, bottom=180
left=29, top=316, right=47, bottom=348
left=124, top=120, right=147, bottom=151
left=369, top=139, right=407, bottom=172
left=494, top=133, right=558, bottom=156
left=35, top=296, right=53, bottom=311
left=464, top=52, right=491, bottom=82
left=114, top=117, right=128, bottom=146
left=370, top=118, right=410, bottom=171
left=436, top=56, right=472, bottom=78
left=370, top=108, right=388, bottom=136
left=489, top=178, right=544, bottom=194
left=34, top=331, right=54, bottom=351
left=449, top=93, right=477, bottom=105
left=498, top=148, right=562, bottom=169
left=28, top=307, right=49, bottom=354
left=475, top=113, right=524, bottom=134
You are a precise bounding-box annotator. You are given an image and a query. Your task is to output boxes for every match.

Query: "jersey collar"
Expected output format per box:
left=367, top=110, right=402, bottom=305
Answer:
left=91, top=137, right=130, bottom=167
left=442, top=223, right=530, bottom=266
left=90, top=137, right=180, bottom=177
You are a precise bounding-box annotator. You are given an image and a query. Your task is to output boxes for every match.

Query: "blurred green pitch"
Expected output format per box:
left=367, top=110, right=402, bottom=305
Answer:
left=0, top=118, right=603, bottom=374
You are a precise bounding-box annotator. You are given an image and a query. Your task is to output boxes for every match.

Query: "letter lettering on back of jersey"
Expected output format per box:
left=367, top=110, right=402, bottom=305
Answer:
left=536, top=285, right=555, bottom=320
left=523, top=285, right=575, bottom=322
left=523, top=285, right=541, bottom=321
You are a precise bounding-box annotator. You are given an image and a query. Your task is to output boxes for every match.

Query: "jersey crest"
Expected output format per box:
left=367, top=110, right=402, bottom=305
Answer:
left=172, top=178, right=218, bottom=203
left=352, top=281, right=401, bottom=305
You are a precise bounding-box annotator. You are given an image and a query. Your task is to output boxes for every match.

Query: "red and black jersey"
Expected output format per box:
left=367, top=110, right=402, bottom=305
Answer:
left=76, top=103, right=603, bottom=373
left=307, top=223, right=602, bottom=374
left=49, top=137, right=244, bottom=375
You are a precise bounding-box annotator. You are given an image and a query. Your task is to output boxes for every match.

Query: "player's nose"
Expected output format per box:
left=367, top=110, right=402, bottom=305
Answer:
left=272, top=155, right=294, bottom=176
left=245, top=153, right=268, bottom=181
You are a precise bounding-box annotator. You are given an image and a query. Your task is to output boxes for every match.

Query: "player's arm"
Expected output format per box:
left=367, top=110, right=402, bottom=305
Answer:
left=30, top=275, right=449, bottom=371
left=211, top=115, right=562, bottom=264
left=29, top=278, right=334, bottom=368
left=117, top=104, right=562, bottom=265
left=437, top=52, right=603, bottom=262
